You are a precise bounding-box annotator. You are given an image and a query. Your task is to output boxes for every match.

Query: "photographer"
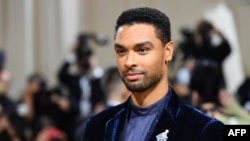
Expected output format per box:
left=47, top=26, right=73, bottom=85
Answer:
left=194, top=19, right=231, bottom=89
left=178, top=20, right=231, bottom=90
left=57, top=33, right=105, bottom=140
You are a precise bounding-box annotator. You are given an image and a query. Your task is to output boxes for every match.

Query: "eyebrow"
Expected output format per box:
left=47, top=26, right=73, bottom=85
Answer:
left=114, top=43, right=123, bottom=49
left=114, top=41, right=153, bottom=49
left=135, top=41, right=153, bottom=48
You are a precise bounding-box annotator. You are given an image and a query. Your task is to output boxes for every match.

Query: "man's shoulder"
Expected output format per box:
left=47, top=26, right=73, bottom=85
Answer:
left=180, top=103, right=224, bottom=126
left=169, top=88, right=223, bottom=125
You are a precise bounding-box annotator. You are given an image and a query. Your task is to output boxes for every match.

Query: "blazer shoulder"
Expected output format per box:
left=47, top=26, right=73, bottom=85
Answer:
left=182, top=103, right=219, bottom=120
left=174, top=103, right=224, bottom=140
left=180, top=103, right=224, bottom=128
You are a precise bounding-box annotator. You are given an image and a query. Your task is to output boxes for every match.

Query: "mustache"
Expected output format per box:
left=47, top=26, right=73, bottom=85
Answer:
left=122, top=68, right=144, bottom=75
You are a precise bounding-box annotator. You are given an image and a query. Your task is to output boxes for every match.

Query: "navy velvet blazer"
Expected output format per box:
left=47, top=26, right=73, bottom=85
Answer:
left=83, top=88, right=224, bottom=141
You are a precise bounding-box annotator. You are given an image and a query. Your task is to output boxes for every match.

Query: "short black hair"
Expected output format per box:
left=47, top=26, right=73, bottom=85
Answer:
left=115, top=7, right=171, bottom=45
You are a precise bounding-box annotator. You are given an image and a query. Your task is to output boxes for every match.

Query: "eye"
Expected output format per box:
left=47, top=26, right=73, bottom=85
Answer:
left=137, top=48, right=149, bottom=55
left=115, top=48, right=126, bottom=56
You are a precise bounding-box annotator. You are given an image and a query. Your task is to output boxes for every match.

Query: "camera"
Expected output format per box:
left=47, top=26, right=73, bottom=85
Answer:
left=76, top=33, right=108, bottom=71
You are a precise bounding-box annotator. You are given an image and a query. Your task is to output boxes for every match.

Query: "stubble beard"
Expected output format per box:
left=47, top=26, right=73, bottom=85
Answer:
left=122, top=65, right=163, bottom=92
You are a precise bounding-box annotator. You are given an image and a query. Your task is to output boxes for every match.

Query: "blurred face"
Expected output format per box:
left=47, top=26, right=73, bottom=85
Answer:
left=28, top=80, right=40, bottom=93
left=114, top=24, right=173, bottom=92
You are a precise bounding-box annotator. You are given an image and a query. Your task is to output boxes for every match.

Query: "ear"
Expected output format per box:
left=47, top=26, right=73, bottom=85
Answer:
left=164, top=41, right=174, bottom=63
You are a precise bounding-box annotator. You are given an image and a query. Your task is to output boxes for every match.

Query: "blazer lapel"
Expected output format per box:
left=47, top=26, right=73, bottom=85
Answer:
left=149, top=109, right=179, bottom=141
left=149, top=90, right=181, bottom=141
left=105, top=101, right=129, bottom=141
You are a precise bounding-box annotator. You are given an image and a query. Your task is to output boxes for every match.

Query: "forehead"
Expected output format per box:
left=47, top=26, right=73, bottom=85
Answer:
left=115, top=24, right=158, bottom=45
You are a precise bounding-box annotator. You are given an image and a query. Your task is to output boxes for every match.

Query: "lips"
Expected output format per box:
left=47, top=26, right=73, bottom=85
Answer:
left=125, top=73, right=142, bottom=81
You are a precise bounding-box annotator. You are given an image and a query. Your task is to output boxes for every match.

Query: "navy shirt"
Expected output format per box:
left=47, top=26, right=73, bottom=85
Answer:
left=121, top=94, right=170, bottom=141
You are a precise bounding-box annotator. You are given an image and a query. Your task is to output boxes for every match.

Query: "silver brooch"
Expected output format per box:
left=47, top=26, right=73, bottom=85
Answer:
left=156, top=129, right=169, bottom=141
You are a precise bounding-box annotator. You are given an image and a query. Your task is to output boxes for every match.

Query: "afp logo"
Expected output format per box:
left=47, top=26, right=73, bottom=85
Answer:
left=224, top=125, right=250, bottom=140
left=228, top=129, right=246, bottom=136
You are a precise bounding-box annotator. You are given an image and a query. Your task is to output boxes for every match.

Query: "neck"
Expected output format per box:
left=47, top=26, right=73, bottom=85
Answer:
left=130, top=81, right=169, bottom=107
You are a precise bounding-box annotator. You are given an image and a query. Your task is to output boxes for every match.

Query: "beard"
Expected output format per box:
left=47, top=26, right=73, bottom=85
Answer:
left=121, top=64, right=164, bottom=92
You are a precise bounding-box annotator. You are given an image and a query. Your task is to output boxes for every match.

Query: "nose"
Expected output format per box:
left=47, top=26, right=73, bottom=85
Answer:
left=124, top=52, right=136, bottom=68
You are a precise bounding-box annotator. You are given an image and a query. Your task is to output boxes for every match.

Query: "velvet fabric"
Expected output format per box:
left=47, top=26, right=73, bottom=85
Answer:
left=83, top=88, right=224, bottom=141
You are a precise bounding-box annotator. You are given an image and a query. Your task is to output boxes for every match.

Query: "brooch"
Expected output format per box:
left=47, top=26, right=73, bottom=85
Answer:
left=156, top=129, right=169, bottom=141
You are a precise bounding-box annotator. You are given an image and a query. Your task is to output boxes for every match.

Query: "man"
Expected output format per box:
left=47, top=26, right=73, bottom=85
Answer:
left=83, top=7, right=224, bottom=141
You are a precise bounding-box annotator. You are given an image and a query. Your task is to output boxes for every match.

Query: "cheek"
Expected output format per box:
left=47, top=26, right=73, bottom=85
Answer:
left=147, top=53, right=165, bottom=66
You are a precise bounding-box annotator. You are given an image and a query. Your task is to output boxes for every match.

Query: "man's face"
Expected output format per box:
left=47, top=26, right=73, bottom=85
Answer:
left=114, top=24, right=172, bottom=92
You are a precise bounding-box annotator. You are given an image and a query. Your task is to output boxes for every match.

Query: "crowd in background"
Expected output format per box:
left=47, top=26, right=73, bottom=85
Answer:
left=0, top=19, right=250, bottom=141
left=171, top=19, right=250, bottom=125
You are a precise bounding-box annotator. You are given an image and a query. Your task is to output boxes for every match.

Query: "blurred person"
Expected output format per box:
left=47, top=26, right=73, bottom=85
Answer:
left=172, top=56, right=196, bottom=104
left=236, top=77, right=250, bottom=113
left=90, top=65, right=131, bottom=114
left=47, top=85, right=79, bottom=141
left=177, top=20, right=231, bottom=90
left=91, top=65, right=132, bottom=113
left=74, top=66, right=130, bottom=141
left=0, top=49, right=11, bottom=91
left=193, top=19, right=231, bottom=89
left=0, top=49, right=12, bottom=106
left=35, top=127, right=66, bottom=141
left=0, top=48, right=21, bottom=141
left=175, top=56, right=196, bottom=87
left=58, top=33, right=106, bottom=141
left=34, top=123, right=67, bottom=141
left=83, top=7, right=224, bottom=141
left=170, top=27, right=198, bottom=104
left=0, top=114, right=21, bottom=141
left=219, top=89, right=250, bottom=124
left=58, top=33, right=105, bottom=123
left=98, top=65, right=130, bottom=111
left=0, top=77, right=20, bottom=141
left=15, top=72, right=51, bottom=141
left=177, top=26, right=197, bottom=62
left=189, top=60, right=221, bottom=109
left=190, top=59, right=250, bottom=124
